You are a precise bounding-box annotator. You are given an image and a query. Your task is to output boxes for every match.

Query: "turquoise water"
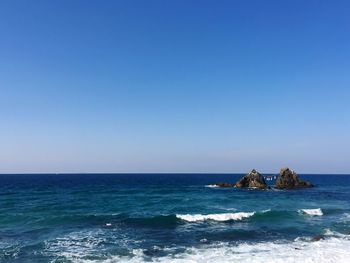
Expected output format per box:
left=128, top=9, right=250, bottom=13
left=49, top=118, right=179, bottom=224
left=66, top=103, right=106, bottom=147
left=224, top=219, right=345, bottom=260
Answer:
left=0, top=174, right=350, bottom=262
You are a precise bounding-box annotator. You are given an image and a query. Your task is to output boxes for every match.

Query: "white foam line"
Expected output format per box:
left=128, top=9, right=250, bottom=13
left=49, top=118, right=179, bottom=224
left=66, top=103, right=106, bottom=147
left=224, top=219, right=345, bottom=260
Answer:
left=298, top=208, right=323, bottom=216
left=205, top=184, right=219, bottom=188
left=176, top=212, right=255, bottom=222
left=88, top=236, right=350, bottom=263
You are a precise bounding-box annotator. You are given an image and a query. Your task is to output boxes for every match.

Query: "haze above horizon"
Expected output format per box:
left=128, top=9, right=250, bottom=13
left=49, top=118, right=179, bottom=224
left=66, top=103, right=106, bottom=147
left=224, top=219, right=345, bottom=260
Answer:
left=0, top=0, right=349, bottom=174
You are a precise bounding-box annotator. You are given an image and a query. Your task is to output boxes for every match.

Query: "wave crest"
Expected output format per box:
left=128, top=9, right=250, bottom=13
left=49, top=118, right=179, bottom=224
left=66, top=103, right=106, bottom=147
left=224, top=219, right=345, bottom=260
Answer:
left=176, top=212, right=255, bottom=222
left=91, top=236, right=350, bottom=263
left=205, top=184, right=219, bottom=188
left=298, top=208, right=323, bottom=216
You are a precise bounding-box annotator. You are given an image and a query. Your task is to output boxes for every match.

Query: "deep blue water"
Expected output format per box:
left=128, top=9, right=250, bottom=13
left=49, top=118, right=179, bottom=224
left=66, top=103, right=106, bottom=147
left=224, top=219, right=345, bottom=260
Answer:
left=0, top=174, right=350, bottom=262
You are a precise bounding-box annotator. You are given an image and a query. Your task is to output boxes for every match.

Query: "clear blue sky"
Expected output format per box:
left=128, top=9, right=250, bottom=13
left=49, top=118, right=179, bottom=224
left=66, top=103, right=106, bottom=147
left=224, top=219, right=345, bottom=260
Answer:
left=0, top=0, right=349, bottom=173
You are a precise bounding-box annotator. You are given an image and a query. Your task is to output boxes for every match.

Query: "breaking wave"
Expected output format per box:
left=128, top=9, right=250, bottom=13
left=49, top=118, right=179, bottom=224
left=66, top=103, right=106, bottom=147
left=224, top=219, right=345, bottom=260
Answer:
left=298, top=208, right=323, bottom=216
left=205, top=184, right=220, bottom=188
left=67, top=235, right=350, bottom=263
left=176, top=212, right=255, bottom=222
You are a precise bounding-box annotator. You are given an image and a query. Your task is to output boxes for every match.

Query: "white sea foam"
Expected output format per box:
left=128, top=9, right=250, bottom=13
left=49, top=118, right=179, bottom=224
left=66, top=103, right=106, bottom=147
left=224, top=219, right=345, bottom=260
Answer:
left=176, top=212, right=255, bottom=222
left=205, top=184, right=219, bottom=188
left=43, top=230, right=108, bottom=262
left=324, top=229, right=348, bottom=238
left=78, top=236, right=350, bottom=263
left=298, top=208, right=323, bottom=216
left=224, top=207, right=238, bottom=211
left=47, top=230, right=350, bottom=263
left=341, top=213, right=350, bottom=221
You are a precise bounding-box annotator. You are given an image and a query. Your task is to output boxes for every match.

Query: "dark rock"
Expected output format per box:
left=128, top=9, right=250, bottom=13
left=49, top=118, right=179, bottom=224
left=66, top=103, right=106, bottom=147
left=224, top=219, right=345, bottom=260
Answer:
left=275, top=168, right=314, bottom=189
left=312, top=235, right=325, bottom=242
left=213, top=182, right=235, bottom=188
left=235, top=169, right=269, bottom=189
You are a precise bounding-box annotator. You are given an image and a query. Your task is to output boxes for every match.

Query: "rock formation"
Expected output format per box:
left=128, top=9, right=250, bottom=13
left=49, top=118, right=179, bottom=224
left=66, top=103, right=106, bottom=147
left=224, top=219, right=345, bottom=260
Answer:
left=235, top=169, right=269, bottom=189
left=275, top=168, right=314, bottom=189
left=213, top=182, right=235, bottom=188
left=312, top=235, right=324, bottom=242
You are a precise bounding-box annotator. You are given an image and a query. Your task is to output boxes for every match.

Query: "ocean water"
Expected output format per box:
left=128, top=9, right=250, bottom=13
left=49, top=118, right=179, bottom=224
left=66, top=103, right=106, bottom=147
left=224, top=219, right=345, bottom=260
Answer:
left=0, top=173, right=350, bottom=263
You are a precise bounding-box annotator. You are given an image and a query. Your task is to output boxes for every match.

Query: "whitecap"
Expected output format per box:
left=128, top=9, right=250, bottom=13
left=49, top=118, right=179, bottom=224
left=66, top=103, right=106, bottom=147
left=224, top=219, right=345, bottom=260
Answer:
left=92, top=235, right=350, bottom=263
left=224, top=207, right=238, bottom=211
left=176, top=212, right=255, bottom=222
left=205, top=184, right=219, bottom=188
left=43, top=230, right=108, bottom=261
left=341, top=213, right=350, bottom=221
left=298, top=208, right=323, bottom=216
left=324, top=229, right=348, bottom=238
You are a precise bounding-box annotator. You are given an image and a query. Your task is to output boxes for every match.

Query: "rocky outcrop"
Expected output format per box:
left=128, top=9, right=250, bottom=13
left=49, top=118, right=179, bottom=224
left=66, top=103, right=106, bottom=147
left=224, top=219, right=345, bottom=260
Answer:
left=275, top=168, right=314, bottom=189
left=235, top=169, right=269, bottom=189
left=213, top=182, right=235, bottom=188
left=312, top=235, right=324, bottom=242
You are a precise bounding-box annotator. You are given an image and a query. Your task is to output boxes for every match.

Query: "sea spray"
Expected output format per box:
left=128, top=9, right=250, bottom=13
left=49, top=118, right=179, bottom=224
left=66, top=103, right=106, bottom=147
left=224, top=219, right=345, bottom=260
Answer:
left=298, top=208, right=323, bottom=216
left=176, top=212, right=255, bottom=222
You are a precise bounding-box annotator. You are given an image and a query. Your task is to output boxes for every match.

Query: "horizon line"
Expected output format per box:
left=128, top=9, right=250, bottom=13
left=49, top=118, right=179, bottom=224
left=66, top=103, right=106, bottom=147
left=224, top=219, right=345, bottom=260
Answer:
left=0, top=172, right=349, bottom=175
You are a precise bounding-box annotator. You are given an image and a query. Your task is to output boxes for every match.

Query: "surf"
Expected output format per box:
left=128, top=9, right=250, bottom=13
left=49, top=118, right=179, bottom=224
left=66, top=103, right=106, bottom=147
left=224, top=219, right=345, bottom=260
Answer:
left=176, top=212, right=255, bottom=222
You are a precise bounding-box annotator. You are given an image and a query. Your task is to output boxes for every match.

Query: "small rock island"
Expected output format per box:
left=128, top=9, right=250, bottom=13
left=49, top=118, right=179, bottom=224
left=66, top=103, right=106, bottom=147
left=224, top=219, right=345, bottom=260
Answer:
left=275, top=167, right=314, bottom=189
left=212, top=167, right=314, bottom=190
left=235, top=169, right=269, bottom=189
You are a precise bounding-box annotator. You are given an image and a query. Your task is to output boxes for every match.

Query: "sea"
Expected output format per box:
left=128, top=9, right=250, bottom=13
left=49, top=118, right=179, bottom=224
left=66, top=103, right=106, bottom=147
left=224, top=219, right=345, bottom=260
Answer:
left=0, top=173, right=350, bottom=263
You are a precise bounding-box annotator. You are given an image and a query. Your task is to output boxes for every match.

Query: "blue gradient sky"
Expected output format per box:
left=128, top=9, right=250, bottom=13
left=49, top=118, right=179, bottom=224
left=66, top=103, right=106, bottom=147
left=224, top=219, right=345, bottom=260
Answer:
left=0, top=0, right=349, bottom=173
